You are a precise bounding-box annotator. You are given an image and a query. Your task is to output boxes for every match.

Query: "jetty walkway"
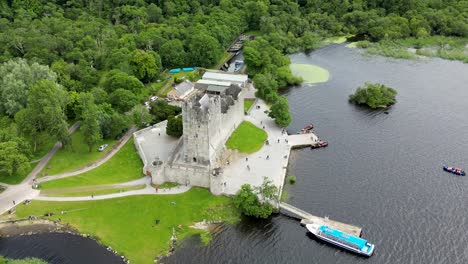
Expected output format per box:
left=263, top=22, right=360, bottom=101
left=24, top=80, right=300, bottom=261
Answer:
left=280, top=202, right=362, bottom=237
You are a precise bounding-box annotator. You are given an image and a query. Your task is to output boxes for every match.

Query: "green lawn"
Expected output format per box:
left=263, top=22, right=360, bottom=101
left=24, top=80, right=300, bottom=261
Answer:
left=41, top=185, right=146, bottom=197
left=244, top=99, right=254, bottom=112
left=13, top=188, right=239, bottom=264
left=39, top=139, right=143, bottom=189
left=226, top=121, right=267, bottom=154
left=41, top=129, right=117, bottom=176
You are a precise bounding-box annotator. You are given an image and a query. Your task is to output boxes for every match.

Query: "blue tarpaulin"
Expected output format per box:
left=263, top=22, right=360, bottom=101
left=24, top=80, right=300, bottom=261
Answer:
left=182, top=67, right=195, bottom=72
left=169, top=68, right=182, bottom=73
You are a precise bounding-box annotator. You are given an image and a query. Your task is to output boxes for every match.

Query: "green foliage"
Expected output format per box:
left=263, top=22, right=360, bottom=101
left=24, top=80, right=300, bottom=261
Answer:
left=0, top=59, right=57, bottom=116
left=288, top=175, right=296, bottom=184
left=233, top=177, right=279, bottom=219
left=226, top=121, right=267, bottom=154
left=131, top=105, right=153, bottom=128
left=149, top=100, right=181, bottom=123
left=0, top=141, right=30, bottom=178
left=166, top=115, right=183, bottom=137
left=79, top=94, right=102, bottom=152
left=15, top=80, right=69, bottom=150
left=129, top=49, right=161, bottom=82
left=187, top=32, right=223, bottom=67
left=109, top=89, right=139, bottom=113
left=349, top=83, right=398, bottom=109
left=160, top=39, right=186, bottom=69
left=268, top=96, right=292, bottom=127
left=101, top=70, right=145, bottom=94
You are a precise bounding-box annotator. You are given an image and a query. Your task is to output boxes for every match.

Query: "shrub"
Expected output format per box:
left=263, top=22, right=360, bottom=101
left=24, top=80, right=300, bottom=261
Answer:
left=288, top=175, right=296, bottom=184
left=349, top=82, right=397, bottom=108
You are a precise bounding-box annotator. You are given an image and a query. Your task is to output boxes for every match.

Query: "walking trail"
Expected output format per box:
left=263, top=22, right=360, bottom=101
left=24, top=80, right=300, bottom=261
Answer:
left=0, top=122, right=80, bottom=215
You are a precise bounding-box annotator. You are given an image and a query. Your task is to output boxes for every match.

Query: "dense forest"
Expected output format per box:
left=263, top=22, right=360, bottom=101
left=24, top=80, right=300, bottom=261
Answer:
left=0, top=0, right=466, bottom=179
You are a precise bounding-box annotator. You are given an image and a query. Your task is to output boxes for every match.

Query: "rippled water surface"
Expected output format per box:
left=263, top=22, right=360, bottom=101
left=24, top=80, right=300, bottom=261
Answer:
left=166, top=45, right=468, bottom=264
left=0, top=233, right=124, bottom=264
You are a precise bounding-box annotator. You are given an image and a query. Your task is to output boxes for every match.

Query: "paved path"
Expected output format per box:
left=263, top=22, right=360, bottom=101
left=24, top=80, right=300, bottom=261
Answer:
left=0, top=122, right=80, bottom=215
left=35, top=182, right=191, bottom=202
left=37, top=126, right=137, bottom=184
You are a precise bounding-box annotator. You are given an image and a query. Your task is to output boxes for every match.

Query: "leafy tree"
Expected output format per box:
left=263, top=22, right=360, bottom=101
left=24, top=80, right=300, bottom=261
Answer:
left=187, top=32, right=223, bottom=67
left=109, top=88, right=139, bottom=113
left=268, top=96, right=292, bottom=127
left=129, top=49, right=161, bottom=82
left=0, top=141, right=30, bottom=177
left=79, top=94, right=102, bottom=152
left=131, top=105, right=153, bottom=128
left=166, top=115, right=183, bottom=137
left=160, top=39, right=186, bottom=68
left=101, top=70, right=145, bottom=94
left=15, top=80, right=69, bottom=151
left=349, top=83, right=397, bottom=108
left=233, top=177, right=279, bottom=219
left=0, top=58, right=57, bottom=116
left=149, top=100, right=182, bottom=123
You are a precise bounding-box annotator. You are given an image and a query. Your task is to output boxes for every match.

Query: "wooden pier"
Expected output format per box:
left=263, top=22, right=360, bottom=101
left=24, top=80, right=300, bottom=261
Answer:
left=279, top=202, right=362, bottom=237
left=287, top=133, right=318, bottom=149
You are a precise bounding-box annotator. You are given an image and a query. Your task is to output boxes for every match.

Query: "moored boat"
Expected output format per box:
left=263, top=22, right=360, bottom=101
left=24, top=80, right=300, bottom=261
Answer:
left=443, top=166, right=465, bottom=176
left=306, top=224, right=375, bottom=257
left=311, top=141, right=328, bottom=149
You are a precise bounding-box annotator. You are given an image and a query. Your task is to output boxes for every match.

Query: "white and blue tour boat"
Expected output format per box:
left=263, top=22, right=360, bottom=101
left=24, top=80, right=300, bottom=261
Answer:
left=306, top=224, right=375, bottom=257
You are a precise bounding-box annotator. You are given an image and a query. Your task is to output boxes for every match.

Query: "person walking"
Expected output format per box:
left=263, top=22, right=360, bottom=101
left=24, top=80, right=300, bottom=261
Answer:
left=247, top=165, right=250, bottom=171
left=12, top=200, right=15, bottom=205
left=246, top=157, right=248, bottom=162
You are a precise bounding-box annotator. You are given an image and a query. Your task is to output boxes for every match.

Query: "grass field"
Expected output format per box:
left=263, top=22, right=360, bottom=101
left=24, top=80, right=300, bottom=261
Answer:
left=40, top=129, right=117, bottom=176
left=13, top=188, right=239, bottom=264
left=244, top=100, right=254, bottom=112
left=39, top=139, right=143, bottom=190
left=226, top=121, right=267, bottom=154
left=40, top=185, right=146, bottom=197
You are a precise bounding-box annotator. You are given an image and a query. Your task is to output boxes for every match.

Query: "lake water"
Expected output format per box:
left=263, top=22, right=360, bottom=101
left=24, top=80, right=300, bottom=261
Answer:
left=1, top=44, right=468, bottom=264
left=165, top=44, right=468, bottom=264
left=0, top=233, right=124, bottom=264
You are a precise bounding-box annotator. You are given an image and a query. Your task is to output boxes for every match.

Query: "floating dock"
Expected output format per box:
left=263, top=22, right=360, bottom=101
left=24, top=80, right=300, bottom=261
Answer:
left=287, top=133, right=318, bottom=149
left=279, top=202, right=362, bottom=237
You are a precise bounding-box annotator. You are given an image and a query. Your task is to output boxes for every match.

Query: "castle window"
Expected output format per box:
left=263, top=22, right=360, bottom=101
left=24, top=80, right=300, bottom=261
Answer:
left=193, top=157, right=197, bottom=162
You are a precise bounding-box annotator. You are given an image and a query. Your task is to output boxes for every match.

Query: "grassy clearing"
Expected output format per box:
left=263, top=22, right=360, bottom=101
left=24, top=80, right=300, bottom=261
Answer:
left=244, top=99, right=254, bottom=112
left=39, top=139, right=143, bottom=190
left=40, top=129, right=117, bottom=176
left=13, top=188, right=239, bottom=264
left=289, top=64, right=330, bottom=84
left=41, top=185, right=146, bottom=197
left=355, top=36, right=468, bottom=63
left=226, top=121, right=267, bottom=154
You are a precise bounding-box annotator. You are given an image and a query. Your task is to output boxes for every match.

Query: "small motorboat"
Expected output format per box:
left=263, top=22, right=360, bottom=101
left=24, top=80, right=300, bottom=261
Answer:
left=311, top=141, right=328, bottom=149
left=300, top=123, right=314, bottom=134
left=443, top=166, right=465, bottom=176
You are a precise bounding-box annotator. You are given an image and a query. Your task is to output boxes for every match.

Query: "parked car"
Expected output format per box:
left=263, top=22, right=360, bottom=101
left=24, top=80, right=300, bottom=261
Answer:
left=98, top=144, right=108, bottom=151
left=150, top=96, right=158, bottom=102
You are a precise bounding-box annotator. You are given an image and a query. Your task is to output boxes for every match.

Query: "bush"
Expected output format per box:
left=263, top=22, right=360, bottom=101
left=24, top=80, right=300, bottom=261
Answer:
left=349, top=82, right=397, bottom=109
left=233, top=178, right=279, bottom=219
left=288, top=175, right=296, bottom=184
left=166, top=115, right=183, bottom=137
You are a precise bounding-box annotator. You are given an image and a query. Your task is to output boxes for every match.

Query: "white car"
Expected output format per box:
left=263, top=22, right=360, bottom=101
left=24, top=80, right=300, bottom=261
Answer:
left=98, top=144, right=108, bottom=152
left=144, top=101, right=151, bottom=109
left=150, top=96, right=158, bottom=102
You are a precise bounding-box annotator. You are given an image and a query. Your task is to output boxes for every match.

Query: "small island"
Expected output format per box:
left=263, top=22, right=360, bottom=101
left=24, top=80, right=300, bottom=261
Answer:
left=349, top=82, right=397, bottom=109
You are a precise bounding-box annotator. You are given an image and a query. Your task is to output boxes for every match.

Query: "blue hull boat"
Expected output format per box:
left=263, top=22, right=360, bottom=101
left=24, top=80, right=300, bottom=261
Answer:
left=306, top=224, right=375, bottom=257
left=443, top=166, right=465, bottom=176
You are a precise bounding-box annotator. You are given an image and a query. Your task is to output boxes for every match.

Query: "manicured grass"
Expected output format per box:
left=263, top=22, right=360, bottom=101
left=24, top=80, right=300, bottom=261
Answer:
left=244, top=100, right=254, bottom=112
left=226, top=121, right=267, bottom=154
left=41, top=129, right=117, bottom=176
left=13, top=188, right=239, bottom=264
left=289, top=64, right=330, bottom=84
left=41, top=185, right=147, bottom=197
left=39, top=139, right=143, bottom=190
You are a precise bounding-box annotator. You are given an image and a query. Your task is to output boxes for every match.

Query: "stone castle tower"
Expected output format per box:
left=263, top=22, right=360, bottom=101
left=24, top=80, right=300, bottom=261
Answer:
left=182, top=84, right=244, bottom=167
